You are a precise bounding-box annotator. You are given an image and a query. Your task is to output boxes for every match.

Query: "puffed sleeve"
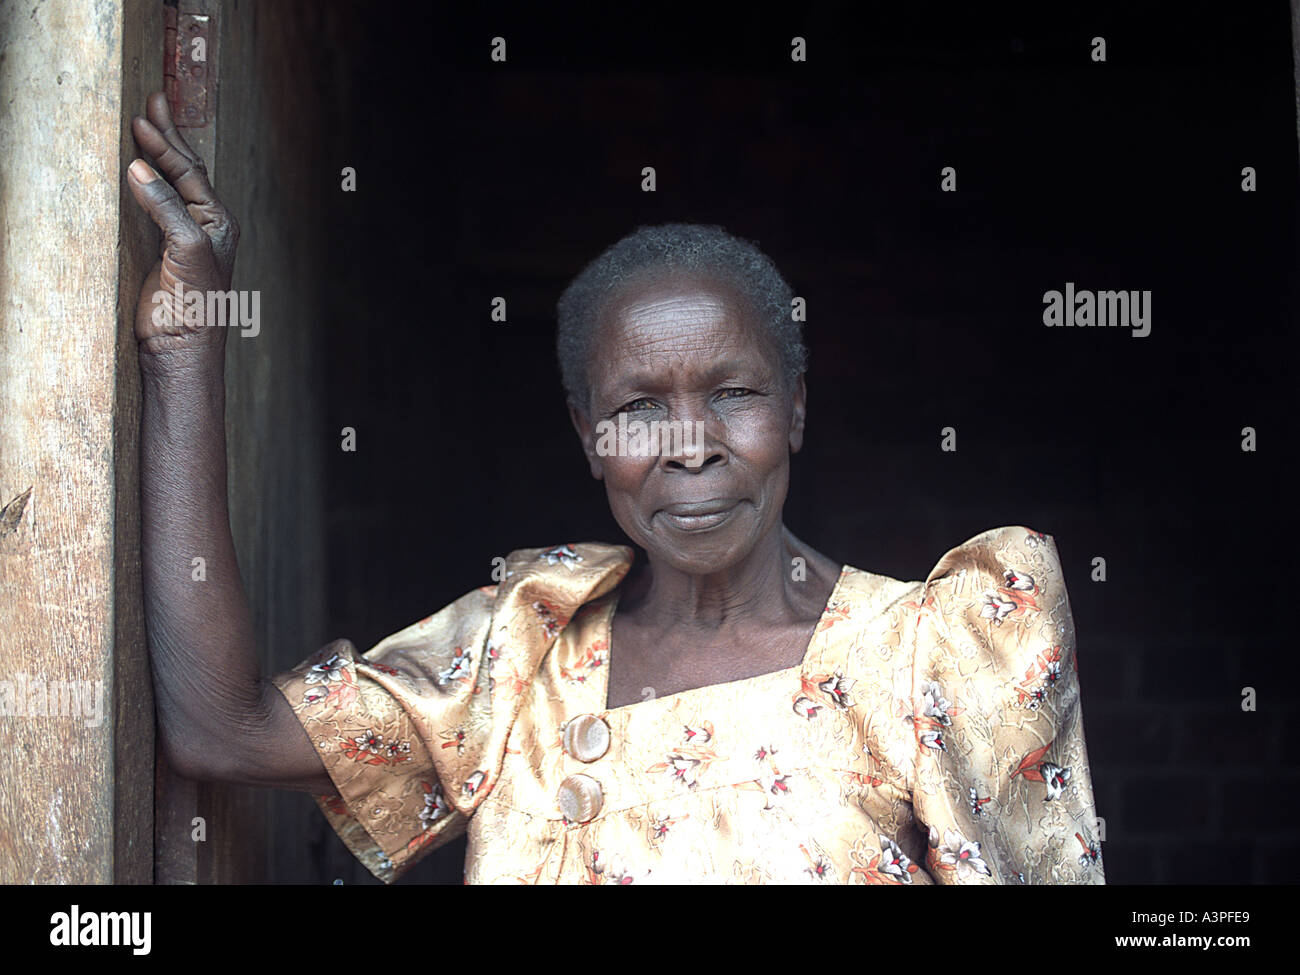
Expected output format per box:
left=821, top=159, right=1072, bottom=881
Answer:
left=271, top=586, right=497, bottom=883
left=908, top=526, right=1105, bottom=884
left=270, top=542, right=633, bottom=883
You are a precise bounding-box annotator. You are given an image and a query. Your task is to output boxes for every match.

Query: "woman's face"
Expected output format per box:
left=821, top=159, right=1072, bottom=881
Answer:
left=571, top=269, right=807, bottom=576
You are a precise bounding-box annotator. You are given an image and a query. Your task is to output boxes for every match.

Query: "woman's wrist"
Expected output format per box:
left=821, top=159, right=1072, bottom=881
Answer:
left=138, top=341, right=226, bottom=388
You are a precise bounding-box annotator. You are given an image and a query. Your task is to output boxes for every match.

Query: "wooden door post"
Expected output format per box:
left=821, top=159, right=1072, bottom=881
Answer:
left=0, top=0, right=160, bottom=884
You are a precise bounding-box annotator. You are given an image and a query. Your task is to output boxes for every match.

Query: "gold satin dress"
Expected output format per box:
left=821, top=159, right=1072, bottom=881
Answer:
left=272, top=525, right=1105, bottom=884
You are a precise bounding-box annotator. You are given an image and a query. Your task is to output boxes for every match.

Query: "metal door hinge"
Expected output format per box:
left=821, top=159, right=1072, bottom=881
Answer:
left=163, top=6, right=212, bottom=127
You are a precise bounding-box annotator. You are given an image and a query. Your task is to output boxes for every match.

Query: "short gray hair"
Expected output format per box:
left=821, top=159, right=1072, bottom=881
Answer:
left=556, top=223, right=807, bottom=408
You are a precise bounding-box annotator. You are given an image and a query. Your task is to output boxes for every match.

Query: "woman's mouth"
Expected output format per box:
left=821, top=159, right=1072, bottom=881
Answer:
left=658, top=499, right=740, bottom=532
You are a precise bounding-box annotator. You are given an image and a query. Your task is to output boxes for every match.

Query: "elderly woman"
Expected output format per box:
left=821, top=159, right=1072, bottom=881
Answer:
left=128, top=93, right=1103, bottom=885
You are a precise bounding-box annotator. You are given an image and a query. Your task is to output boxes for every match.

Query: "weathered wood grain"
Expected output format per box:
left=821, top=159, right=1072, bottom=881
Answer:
left=0, top=0, right=140, bottom=884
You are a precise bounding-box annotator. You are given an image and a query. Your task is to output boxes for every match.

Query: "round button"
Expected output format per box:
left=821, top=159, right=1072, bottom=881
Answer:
left=557, top=774, right=603, bottom=822
left=562, top=713, right=611, bottom=762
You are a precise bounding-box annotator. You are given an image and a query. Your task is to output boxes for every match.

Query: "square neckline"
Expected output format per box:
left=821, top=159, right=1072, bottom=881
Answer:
left=599, top=563, right=853, bottom=713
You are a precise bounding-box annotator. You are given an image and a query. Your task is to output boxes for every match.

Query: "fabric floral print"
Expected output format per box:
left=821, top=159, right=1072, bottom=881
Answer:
left=270, top=527, right=1104, bottom=884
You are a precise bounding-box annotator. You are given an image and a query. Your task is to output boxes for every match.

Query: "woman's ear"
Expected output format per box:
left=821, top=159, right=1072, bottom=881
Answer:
left=788, top=374, right=808, bottom=454
left=567, top=396, right=605, bottom=480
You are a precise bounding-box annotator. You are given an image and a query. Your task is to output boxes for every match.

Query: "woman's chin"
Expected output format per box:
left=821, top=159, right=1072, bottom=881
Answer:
left=638, top=522, right=764, bottom=576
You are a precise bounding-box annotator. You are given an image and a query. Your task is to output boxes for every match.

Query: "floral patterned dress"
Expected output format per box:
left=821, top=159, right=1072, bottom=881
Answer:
left=272, top=525, right=1104, bottom=884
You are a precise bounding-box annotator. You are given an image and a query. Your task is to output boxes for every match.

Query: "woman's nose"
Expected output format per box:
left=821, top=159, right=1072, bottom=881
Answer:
left=659, top=417, right=727, bottom=471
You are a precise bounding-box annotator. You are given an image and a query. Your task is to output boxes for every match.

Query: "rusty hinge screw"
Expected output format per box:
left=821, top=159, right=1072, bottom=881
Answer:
left=163, top=12, right=212, bottom=127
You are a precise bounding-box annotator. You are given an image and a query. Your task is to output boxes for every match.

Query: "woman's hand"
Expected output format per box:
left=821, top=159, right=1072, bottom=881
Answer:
left=127, top=91, right=240, bottom=361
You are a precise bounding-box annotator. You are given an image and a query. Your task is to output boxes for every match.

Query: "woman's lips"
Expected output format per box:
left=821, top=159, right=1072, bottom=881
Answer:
left=658, top=499, right=740, bottom=531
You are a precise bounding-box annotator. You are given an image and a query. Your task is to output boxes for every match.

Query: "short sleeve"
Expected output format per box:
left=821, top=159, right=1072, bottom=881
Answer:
left=908, top=526, right=1105, bottom=885
left=270, top=541, right=634, bottom=884
left=271, top=585, right=497, bottom=883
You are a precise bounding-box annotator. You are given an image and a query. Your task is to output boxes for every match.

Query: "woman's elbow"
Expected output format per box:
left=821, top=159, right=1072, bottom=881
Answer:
left=156, top=713, right=240, bottom=783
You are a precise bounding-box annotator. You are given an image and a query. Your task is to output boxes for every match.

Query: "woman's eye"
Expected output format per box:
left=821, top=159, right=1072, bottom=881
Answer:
left=717, top=388, right=752, bottom=399
left=619, top=398, right=656, bottom=413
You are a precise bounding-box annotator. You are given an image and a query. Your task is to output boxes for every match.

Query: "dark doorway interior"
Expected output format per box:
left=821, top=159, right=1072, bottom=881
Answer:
left=252, top=3, right=1297, bottom=883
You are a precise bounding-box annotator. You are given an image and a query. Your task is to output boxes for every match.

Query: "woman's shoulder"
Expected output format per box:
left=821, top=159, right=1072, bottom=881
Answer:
left=362, top=542, right=632, bottom=658
left=499, top=542, right=634, bottom=583
left=916, top=525, right=1072, bottom=631
left=827, top=525, right=1069, bottom=644
left=921, top=525, right=1064, bottom=589
left=839, top=525, right=1064, bottom=595
left=899, top=525, right=1076, bottom=689
left=492, top=542, right=634, bottom=616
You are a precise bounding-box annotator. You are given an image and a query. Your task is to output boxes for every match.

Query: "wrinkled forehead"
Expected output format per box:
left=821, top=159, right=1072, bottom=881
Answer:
left=591, top=268, right=773, bottom=371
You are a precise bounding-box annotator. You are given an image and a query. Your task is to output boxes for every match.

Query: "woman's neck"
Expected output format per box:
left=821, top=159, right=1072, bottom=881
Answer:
left=619, top=524, right=830, bottom=634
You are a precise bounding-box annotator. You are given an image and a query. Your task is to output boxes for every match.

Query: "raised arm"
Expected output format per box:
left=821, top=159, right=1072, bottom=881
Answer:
left=127, top=91, right=334, bottom=796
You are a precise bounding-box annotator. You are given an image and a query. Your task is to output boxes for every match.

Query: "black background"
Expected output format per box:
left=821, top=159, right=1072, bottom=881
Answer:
left=307, top=2, right=1298, bottom=883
